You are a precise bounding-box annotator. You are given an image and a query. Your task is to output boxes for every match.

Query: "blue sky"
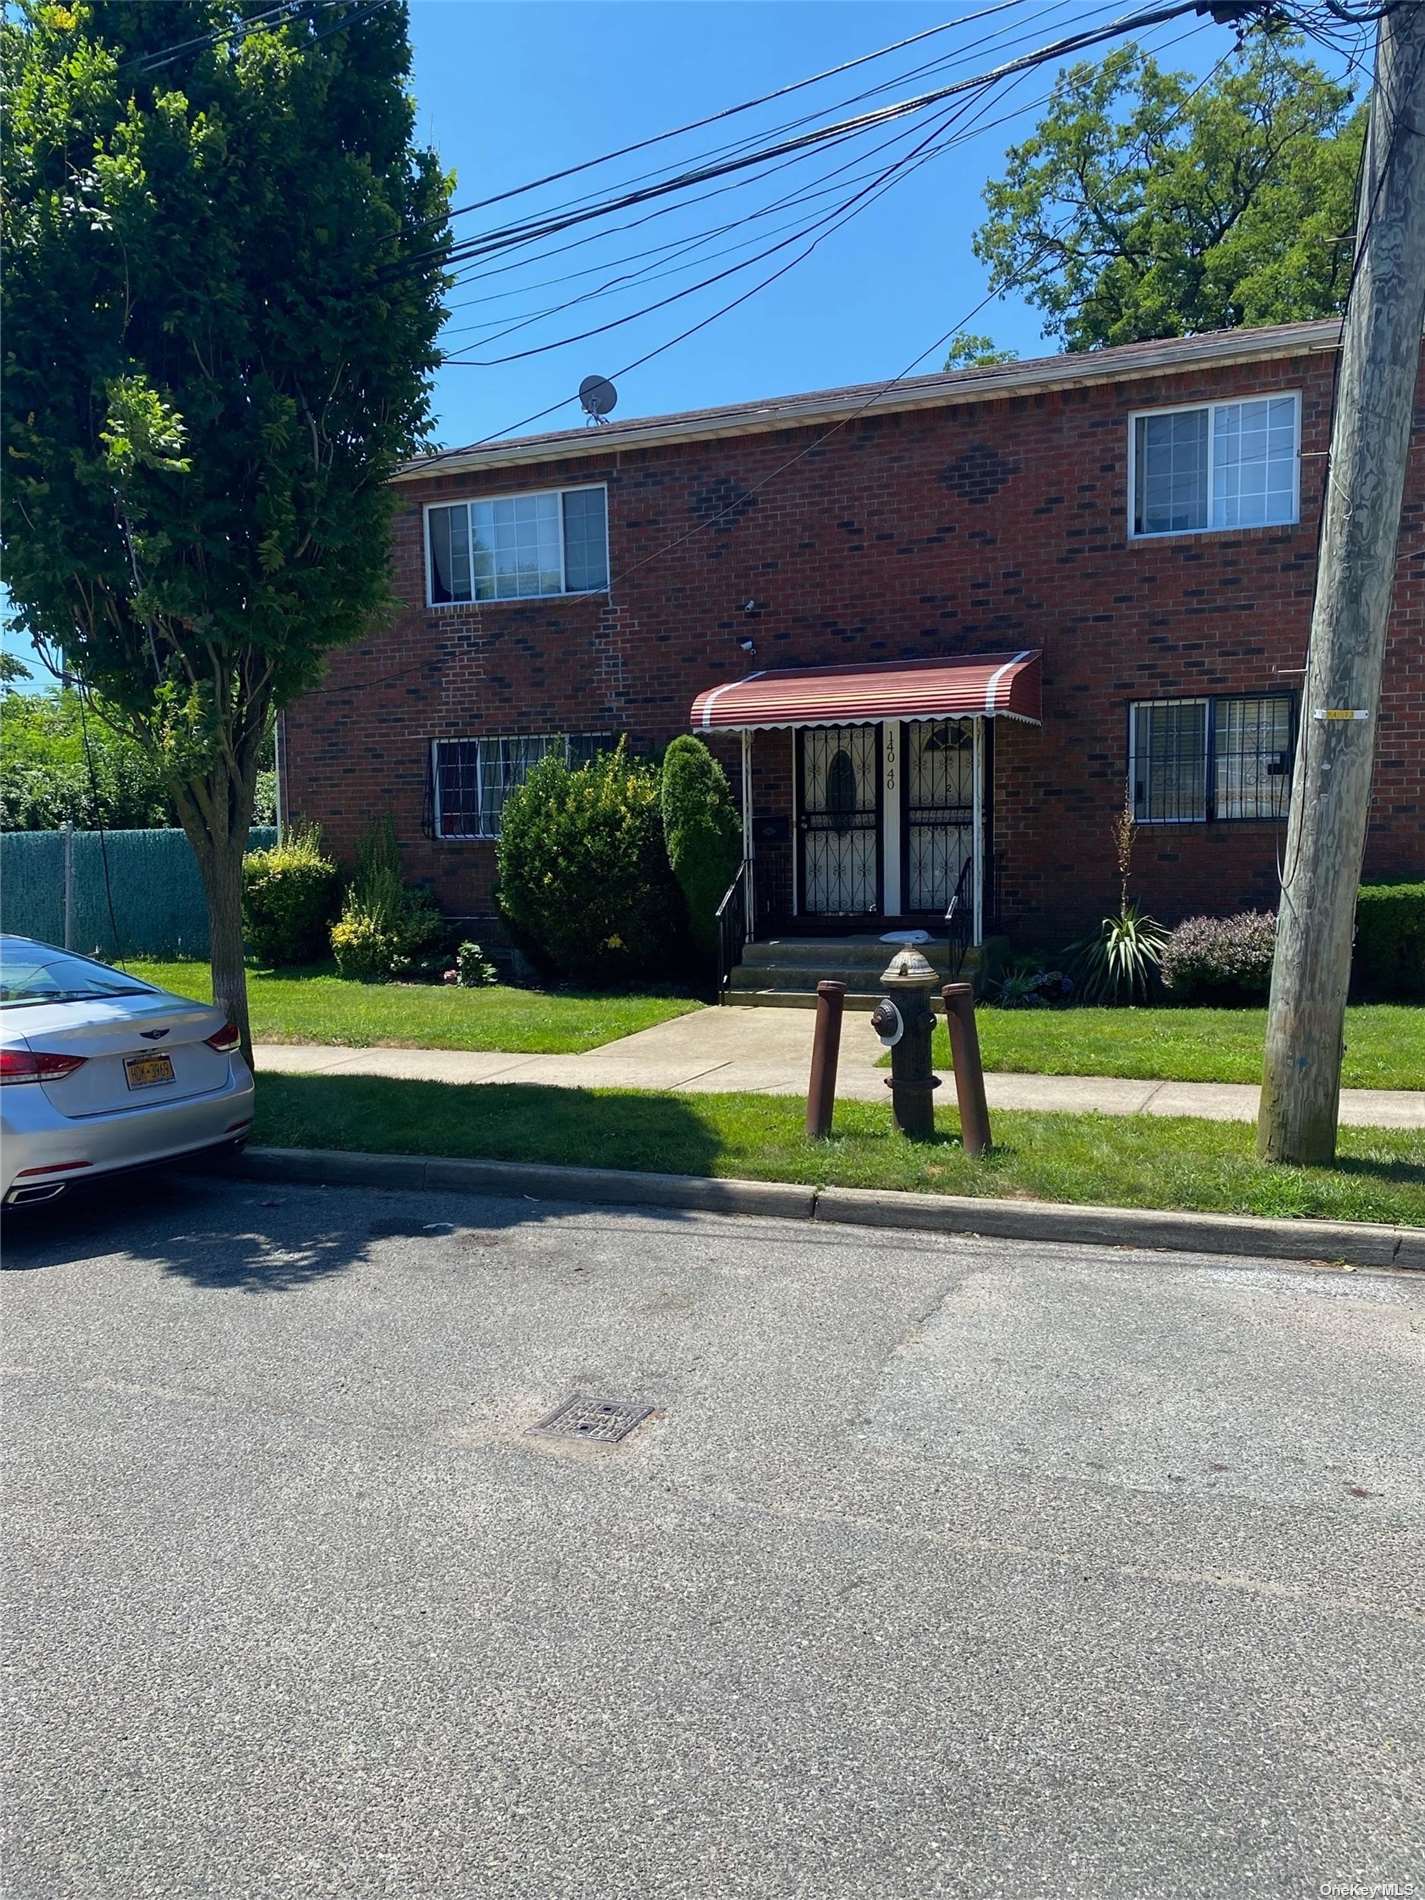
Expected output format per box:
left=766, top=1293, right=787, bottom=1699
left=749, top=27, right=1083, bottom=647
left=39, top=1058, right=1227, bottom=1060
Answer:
left=3, top=0, right=1358, bottom=686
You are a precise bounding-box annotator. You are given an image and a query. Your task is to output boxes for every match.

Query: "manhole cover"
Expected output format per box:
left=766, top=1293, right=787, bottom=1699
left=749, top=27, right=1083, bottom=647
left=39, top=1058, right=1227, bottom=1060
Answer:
left=530, top=1394, right=652, bottom=1445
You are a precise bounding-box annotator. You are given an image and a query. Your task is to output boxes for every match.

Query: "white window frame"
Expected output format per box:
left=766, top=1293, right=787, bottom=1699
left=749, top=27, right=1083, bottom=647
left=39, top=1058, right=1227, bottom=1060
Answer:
left=431, top=733, right=608, bottom=841
left=1127, top=392, right=1301, bottom=541
left=422, top=482, right=610, bottom=608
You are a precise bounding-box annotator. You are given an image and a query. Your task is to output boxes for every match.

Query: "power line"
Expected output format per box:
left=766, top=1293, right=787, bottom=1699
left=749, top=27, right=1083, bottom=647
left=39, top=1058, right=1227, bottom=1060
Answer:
left=393, top=0, right=1219, bottom=282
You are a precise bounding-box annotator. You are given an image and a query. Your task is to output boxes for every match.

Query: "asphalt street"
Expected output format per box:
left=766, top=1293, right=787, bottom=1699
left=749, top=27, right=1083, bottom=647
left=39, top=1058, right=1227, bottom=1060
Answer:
left=3, top=1172, right=1423, bottom=1900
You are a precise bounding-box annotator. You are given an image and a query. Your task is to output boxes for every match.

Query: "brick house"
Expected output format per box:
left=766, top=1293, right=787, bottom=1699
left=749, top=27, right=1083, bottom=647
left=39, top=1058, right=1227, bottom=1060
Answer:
left=281, top=317, right=1424, bottom=965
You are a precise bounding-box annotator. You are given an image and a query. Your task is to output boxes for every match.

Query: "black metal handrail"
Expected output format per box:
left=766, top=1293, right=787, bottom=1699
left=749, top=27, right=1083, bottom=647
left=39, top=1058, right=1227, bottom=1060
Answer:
left=714, top=859, right=751, bottom=998
left=944, top=855, right=974, bottom=981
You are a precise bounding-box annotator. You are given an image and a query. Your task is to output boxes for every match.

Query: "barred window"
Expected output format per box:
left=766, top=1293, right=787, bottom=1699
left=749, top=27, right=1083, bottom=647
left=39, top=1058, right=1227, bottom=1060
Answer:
left=1129, top=695, right=1293, bottom=824
left=426, top=486, right=608, bottom=605
left=1132, top=395, right=1299, bottom=537
left=432, top=734, right=612, bottom=839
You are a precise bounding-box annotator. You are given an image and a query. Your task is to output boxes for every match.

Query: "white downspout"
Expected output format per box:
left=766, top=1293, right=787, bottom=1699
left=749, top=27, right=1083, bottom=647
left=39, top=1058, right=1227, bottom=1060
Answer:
left=972, top=716, right=984, bottom=947
left=740, top=728, right=754, bottom=940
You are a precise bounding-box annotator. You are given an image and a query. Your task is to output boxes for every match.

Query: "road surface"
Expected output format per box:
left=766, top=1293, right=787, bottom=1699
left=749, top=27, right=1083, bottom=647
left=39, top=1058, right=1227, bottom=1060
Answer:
left=4, top=1173, right=1422, bottom=1899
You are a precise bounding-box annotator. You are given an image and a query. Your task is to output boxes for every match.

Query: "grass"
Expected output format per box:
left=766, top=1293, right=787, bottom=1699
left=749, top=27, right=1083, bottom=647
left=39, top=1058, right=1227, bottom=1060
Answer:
left=130, top=959, right=701, bottom=1056
left=881, top=1004, right=1424, bottom=1091
left=255, top=1073, right=1425, bottom=1229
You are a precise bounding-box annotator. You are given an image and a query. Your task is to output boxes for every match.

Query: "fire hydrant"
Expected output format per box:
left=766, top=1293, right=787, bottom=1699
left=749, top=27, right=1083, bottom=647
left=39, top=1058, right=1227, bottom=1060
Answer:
left=871, top=948, right=941, bottom=1139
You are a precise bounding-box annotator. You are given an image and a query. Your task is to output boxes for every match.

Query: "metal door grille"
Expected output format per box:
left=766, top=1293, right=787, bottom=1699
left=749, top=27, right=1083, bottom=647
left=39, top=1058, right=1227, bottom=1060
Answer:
left=904, top=720, right=973, bottom=914
left=798, top=725, right=880, bottom=915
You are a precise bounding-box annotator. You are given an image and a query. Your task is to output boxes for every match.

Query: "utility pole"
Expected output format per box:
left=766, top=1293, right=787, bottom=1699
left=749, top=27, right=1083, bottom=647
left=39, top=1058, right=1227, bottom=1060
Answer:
left=1258, top=0, right=1425, bottom=1167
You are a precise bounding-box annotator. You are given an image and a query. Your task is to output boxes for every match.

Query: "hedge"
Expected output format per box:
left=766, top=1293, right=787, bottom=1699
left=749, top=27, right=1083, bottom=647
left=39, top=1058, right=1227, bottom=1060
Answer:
left=1355, top=882, right=1425, bottom=999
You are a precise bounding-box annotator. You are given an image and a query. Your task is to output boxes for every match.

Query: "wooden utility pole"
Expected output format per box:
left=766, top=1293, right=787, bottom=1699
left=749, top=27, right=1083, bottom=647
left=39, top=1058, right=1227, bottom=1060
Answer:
left=1258, top=1, right=1425, bottom=1166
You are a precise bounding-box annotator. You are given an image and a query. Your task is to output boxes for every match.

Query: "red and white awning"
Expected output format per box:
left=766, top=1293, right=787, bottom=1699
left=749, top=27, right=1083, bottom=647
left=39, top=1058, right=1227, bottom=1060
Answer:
left=690, top=649, right=1042, bottom=733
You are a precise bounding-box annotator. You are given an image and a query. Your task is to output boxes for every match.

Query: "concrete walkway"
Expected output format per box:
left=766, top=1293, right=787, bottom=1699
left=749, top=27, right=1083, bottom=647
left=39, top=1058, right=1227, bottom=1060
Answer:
left=254, top=1006, right=1425, bottom=1129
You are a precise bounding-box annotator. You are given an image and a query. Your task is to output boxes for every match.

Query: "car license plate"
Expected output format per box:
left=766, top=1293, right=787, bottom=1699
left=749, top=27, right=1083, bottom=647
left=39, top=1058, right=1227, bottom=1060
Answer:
left=124, top=1052, right=175, bottom=1091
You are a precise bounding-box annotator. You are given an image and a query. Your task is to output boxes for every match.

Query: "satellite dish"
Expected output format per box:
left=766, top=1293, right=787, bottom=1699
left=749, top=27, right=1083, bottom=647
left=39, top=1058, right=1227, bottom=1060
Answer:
left=579, top=374, right=617, bottom=424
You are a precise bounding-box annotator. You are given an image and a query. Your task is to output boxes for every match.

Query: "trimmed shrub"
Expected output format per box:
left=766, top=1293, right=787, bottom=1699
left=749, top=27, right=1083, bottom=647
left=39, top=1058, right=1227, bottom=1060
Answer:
left=329, top=820, right=445, bottom=982
left=496, top=740, right=682, bottom=983
left=1161, top=910, right=1276, bottom=1004
left=660, top=735, right=742, bottom=959
left=1354, top=882, right=1425, bottom=999
left=454, top=940, right=498, bottom=988
left=241, top=825, right=339, bottom=965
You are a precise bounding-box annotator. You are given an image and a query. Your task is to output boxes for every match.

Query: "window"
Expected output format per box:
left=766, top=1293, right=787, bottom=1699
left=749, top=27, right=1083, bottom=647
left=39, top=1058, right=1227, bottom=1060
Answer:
left=1129, top=695, right=1294, bottom=823
left=426, top=486, right=609, bottom=604
left=1131, top=394, right=1299, bottom=537
left=432, top=734, right=611, bottom=839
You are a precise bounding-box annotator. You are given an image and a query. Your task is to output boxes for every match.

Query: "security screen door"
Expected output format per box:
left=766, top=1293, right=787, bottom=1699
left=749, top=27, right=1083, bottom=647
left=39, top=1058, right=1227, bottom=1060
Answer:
left=903, top=718, right=974, bottom=914
left=796, top=725, right=881, bottom=916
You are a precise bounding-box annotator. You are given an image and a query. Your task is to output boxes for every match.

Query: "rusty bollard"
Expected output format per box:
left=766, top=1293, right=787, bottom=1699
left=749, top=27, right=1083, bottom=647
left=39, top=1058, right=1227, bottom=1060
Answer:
left=806, top=979, right=846, bottom=1139
left=942, top=981, right=992, bottom=1156
left=871, top=948, right=941, bottom=1139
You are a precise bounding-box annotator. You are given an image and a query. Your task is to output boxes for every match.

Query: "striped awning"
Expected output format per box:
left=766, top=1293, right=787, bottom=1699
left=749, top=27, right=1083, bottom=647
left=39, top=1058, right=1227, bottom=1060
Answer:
left=691, top=649, right=1042, bottom=733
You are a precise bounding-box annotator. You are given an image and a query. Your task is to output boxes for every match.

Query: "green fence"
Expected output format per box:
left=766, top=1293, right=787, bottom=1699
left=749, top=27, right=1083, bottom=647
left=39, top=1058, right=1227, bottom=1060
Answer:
left=0, top=826, right=278, bottom=960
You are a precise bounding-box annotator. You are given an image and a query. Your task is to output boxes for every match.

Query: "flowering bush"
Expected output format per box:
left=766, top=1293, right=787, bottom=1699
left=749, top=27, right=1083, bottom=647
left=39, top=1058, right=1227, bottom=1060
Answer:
left=1161, top=911, right=1276, bottom=1004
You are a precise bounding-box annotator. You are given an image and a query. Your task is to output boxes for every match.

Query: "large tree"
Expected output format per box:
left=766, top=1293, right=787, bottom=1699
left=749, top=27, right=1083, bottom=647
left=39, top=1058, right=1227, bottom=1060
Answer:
left=974, top=36, right=1364, bottom=352
left=1, top=0, right=450, bottom=1057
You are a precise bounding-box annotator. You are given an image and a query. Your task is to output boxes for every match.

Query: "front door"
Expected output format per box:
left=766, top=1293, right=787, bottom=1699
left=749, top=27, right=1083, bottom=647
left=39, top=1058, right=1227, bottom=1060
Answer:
left=903, top=718, right=974, bottom=914
left=796, top=725, right=881, bottom=916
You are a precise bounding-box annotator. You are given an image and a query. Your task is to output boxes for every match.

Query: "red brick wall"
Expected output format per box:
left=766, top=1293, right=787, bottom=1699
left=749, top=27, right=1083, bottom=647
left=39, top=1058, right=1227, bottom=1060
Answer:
left=284, top=341, right=1424, bottom=944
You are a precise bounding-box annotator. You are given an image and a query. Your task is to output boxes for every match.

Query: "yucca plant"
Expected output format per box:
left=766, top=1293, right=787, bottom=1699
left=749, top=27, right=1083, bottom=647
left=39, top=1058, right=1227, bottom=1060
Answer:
left=1069, top=801, right=1168, bottom=1003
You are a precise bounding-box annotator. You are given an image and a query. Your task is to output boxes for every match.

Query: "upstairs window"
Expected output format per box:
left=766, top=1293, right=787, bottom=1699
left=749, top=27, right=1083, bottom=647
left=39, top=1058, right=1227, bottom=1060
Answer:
left=426, top=486, right=609, bottom=605
left=1131, top=394, right=1299, bottom=537
left=432, top=734, right=611, bottom=839
left=1129, top=695, right=1294, bottom=824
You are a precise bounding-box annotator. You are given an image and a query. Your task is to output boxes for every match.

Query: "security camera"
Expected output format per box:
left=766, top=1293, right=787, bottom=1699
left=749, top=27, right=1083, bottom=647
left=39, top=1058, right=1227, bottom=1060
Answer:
left=738, top=637, right=757, bottom=655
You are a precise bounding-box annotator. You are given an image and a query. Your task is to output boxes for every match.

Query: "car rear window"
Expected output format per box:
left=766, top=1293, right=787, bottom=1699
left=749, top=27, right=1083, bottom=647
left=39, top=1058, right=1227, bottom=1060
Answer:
left=0, top=948, right=154, bottom=1007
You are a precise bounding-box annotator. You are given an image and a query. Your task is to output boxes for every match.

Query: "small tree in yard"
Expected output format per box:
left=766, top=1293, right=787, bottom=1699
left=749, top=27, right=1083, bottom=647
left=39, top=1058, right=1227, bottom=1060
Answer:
left=0, top=1, right=449, bottom=1062
left=659, top=735, right=742, bottom=964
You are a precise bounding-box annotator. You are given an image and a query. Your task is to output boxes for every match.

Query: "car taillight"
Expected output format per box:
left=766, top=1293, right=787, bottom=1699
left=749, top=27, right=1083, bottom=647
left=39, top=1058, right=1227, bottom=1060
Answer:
left=0, top=1048, right=88, bottom=1085
left=205, top=1021, right=241, bottom=1054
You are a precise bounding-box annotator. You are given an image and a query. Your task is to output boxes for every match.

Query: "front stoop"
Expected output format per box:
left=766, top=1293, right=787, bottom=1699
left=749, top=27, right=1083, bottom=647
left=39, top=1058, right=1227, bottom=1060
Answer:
left=725, top=935, right=980, bottom=1007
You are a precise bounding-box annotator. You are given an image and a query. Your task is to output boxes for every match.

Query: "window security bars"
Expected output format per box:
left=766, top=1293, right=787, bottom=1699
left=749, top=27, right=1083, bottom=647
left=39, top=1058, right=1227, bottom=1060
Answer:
left=1132, top=395, right=1299, bottom=537
left=1129, top=696, right=1294, bottom=824
left=433, top=734, right=610, bottom=839
left=427, top=486, right=609, bottom=605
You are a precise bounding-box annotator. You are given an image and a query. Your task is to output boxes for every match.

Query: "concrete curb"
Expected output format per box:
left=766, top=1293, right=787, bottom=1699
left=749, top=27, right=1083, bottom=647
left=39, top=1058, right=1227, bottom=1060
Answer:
left=220, top=1145, right=1422, bottom=1271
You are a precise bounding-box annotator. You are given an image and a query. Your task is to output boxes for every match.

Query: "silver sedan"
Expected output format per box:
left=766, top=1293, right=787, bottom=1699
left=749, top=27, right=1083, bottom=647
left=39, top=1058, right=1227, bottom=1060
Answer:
left=1, top=936, right=255, bottom=1207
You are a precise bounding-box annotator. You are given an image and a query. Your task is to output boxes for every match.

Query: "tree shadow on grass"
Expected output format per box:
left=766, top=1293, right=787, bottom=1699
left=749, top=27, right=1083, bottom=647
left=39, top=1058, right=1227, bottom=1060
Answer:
left=1321, top=1150, right=1425, bottom=1191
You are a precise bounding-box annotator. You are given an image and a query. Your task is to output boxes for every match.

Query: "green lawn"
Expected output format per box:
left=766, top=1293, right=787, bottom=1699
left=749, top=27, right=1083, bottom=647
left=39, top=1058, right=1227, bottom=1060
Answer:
left=891, top=1004, right=1423, bottom=1092
left=131, top=960, right=701, bottom=1055
left=255, top=1074, right=1425, bottom=1229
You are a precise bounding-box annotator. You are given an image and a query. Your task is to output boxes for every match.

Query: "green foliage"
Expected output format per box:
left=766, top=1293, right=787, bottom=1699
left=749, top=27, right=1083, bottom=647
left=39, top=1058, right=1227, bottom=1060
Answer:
left=330, top=819, right=443, bottom=981
left=453, top=941, right=498, bottom=989
left=0, top=687, right=174, bottom=829
left=0, top=0, right=451, bottom=1033
left=1161, top=911, right=1276, bottom=1004
left=1070, top=904, right=1169, bottom=1005
left=943, top=333, right=1018, bottom=371
left=659, top=735, right=743, bottom=960
left=983, top=959, right=1073, bottom=1009
left=241, top=825, right=338, bottom=965
left=1354, top=883, right=1425, bottom=1000
left=496, top=741, right=682, bottom=983
left=974, top=37, right=1364, bottom=351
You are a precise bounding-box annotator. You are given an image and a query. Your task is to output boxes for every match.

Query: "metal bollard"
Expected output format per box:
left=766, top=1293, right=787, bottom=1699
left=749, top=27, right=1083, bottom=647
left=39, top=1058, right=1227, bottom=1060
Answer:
left=805, top=979, right=846, bottom=1139
left=872, top=949, right=941, bottom=1139
left=942, top=981, right=992, bottom=1156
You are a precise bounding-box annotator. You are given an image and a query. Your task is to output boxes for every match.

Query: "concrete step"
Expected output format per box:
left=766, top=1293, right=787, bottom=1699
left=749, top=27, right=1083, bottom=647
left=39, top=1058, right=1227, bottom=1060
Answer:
left=721, top=988, right=886, bottom=1011
left=740, top=935, right=959, bottom=971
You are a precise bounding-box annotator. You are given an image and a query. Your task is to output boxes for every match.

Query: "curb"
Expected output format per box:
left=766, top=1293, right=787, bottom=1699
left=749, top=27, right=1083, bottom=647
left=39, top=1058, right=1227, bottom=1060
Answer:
left=218, top=1146, right=1423, bottom=1271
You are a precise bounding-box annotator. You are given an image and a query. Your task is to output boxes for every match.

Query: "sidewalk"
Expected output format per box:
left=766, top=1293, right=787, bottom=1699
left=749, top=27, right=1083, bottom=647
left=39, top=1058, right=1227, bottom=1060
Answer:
left=254, top=1005, right=1425, bottom=1129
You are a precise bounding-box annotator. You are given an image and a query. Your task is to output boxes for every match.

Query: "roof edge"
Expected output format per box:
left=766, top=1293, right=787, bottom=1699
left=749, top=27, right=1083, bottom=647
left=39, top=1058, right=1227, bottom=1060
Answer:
left=396, top=320, right=1342, bottom=485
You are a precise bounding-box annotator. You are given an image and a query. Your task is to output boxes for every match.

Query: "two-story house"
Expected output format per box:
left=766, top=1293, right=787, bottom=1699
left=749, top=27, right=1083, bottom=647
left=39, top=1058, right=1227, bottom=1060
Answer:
left=281, top=317, right=1424, bottom=970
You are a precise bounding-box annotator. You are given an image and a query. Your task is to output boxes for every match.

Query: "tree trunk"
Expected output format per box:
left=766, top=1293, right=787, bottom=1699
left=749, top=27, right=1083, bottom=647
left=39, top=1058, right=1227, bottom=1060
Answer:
left=1256, top=2, right=1425, bottom=1165
left=176, top=779, right=255, bottom=1074
left=196, top=831, right=252, bottom=1072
